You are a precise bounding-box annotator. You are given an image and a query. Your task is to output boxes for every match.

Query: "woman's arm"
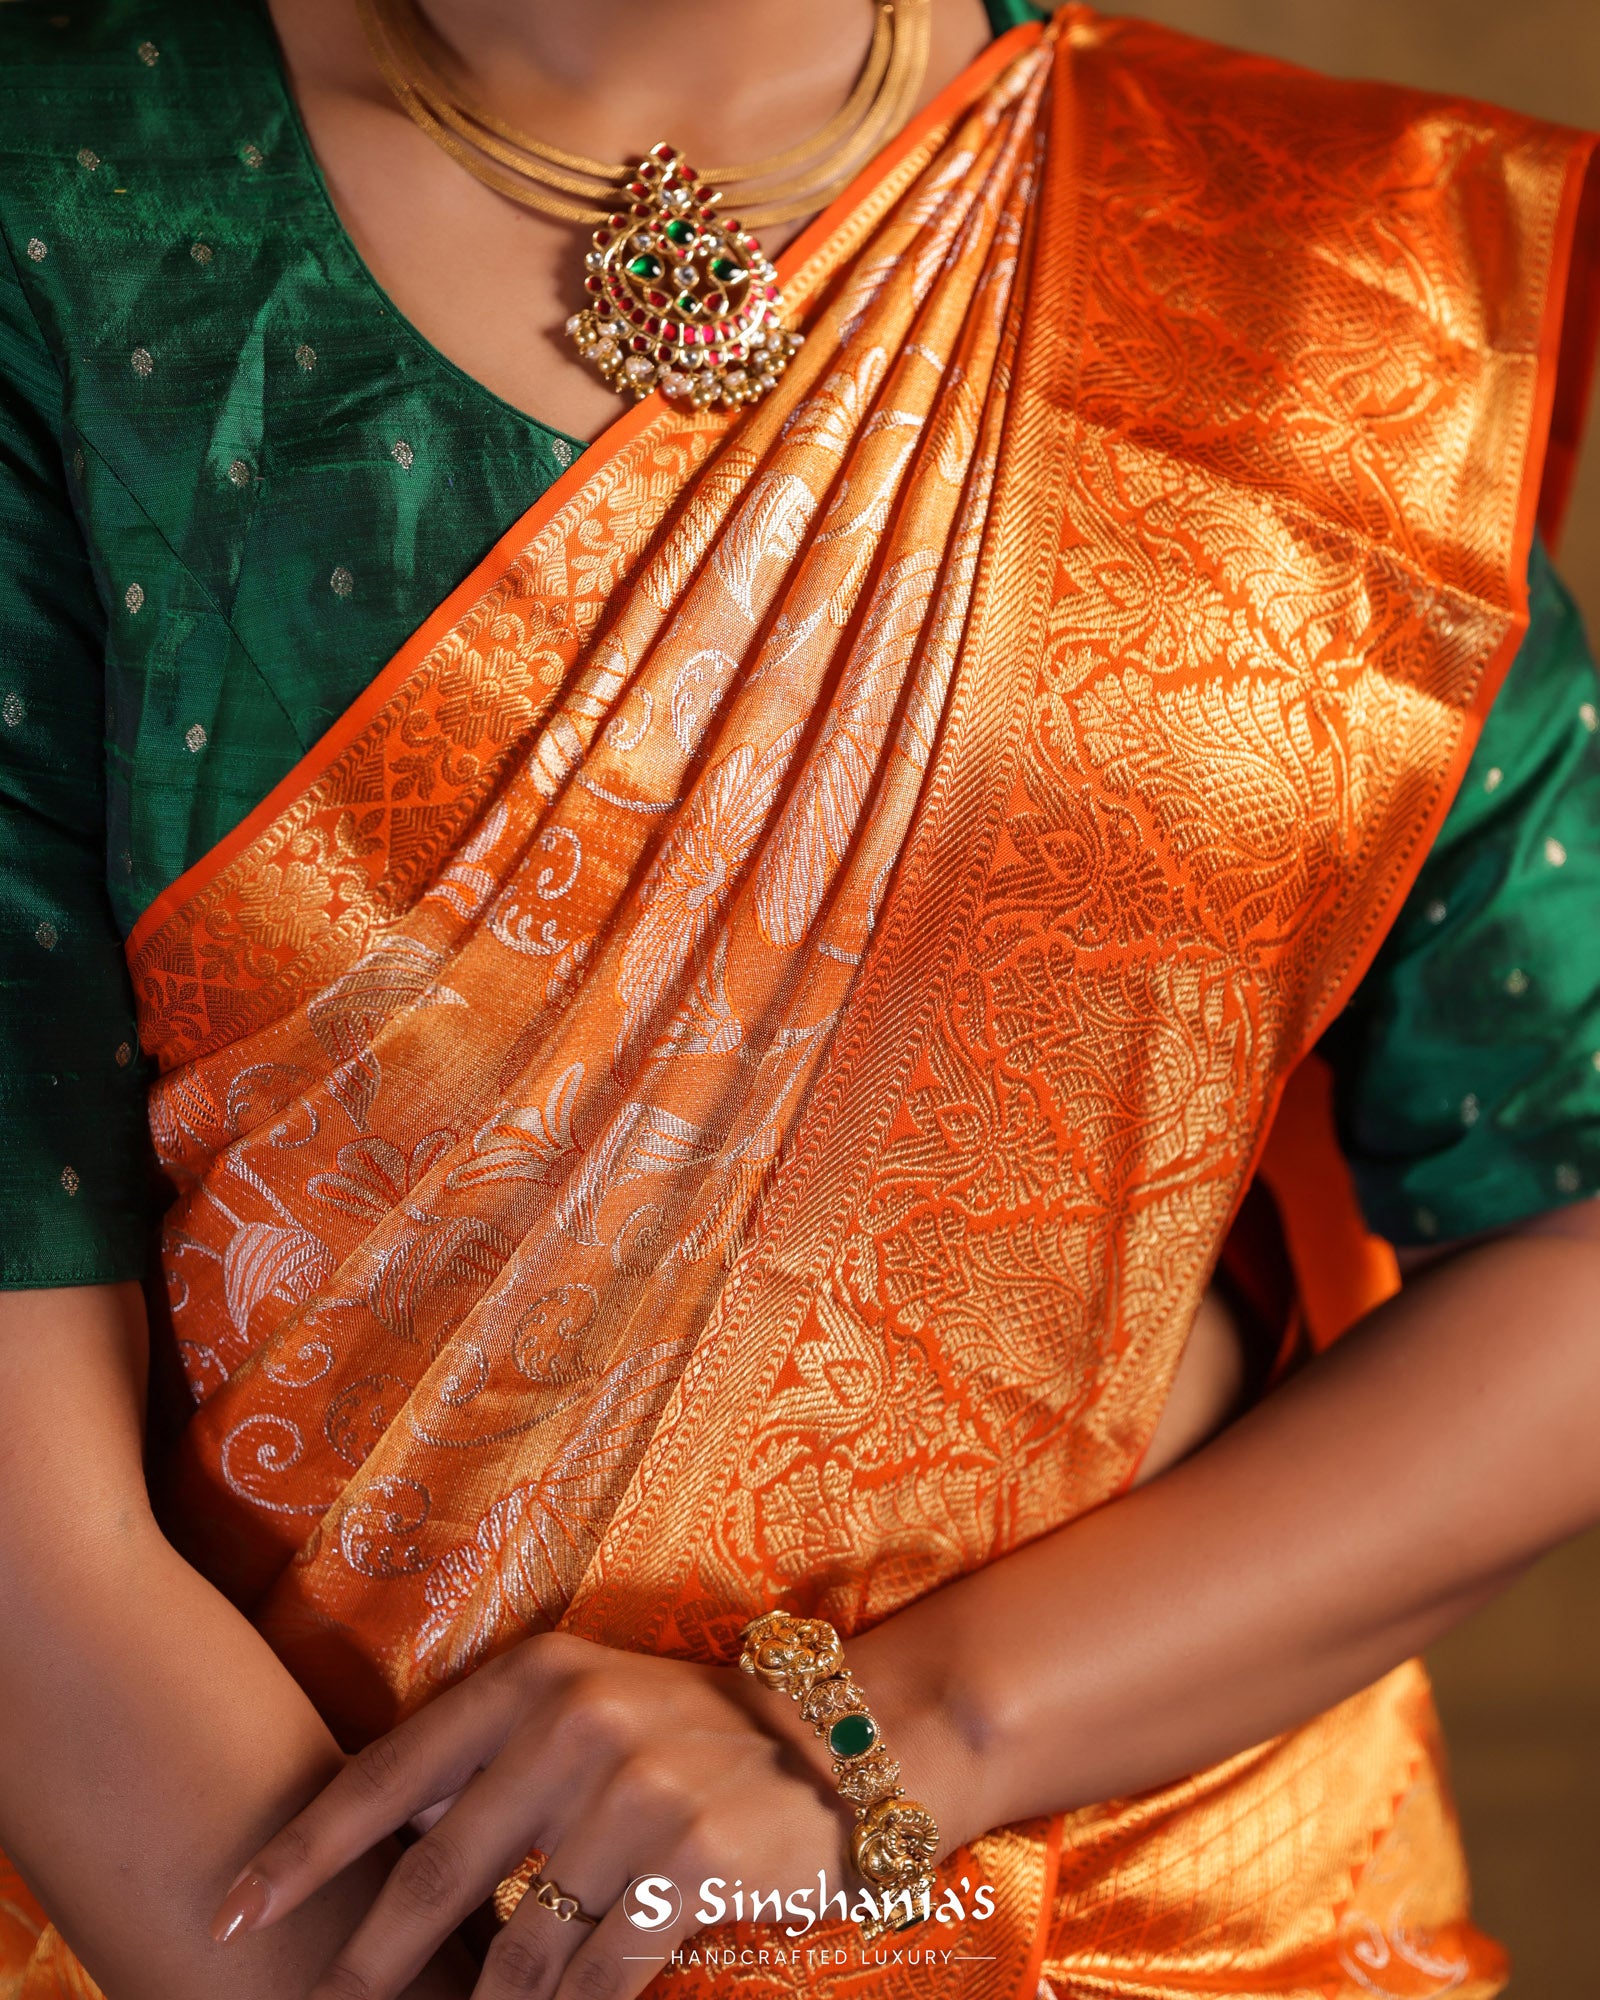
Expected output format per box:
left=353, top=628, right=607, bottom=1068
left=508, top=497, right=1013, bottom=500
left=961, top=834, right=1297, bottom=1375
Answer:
left=863, top=1197, right=1600, bottom=1831
left=220, top=1201, right=1600, bottom=2000
left=0, top=1282, right=475, bottom=2000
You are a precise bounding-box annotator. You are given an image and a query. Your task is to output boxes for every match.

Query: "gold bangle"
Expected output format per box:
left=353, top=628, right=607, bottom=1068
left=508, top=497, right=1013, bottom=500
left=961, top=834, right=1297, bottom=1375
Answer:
left=739, top=1611, right=939, bottom=1942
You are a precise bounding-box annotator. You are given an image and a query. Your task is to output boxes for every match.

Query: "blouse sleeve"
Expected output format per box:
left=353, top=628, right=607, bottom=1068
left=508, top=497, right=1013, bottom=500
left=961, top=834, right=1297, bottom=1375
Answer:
left=1325, top=534, right=1600, bottom=1247
left=0, top=231, right=155, bottom=1287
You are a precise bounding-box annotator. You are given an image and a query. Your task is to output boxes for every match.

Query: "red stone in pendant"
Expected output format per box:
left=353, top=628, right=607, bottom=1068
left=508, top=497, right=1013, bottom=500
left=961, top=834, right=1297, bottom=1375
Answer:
left=651, top=142, right=676, bottom=162
left=584, top=274, right=602, bottom=294
left=628, top=334, right=650, bottom=351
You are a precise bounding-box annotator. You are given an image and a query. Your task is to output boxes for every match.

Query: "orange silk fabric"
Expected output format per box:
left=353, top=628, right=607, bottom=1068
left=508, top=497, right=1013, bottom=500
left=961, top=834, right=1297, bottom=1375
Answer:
left=16, top=10, right=1598, bottom=1998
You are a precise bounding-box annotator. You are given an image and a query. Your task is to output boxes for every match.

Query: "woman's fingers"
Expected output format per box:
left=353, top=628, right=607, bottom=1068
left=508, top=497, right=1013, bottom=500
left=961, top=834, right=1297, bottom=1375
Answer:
left=474, top=1754, right=705, bottom=2000
left=307, top=1762, right=557, bottom=2000
left=475, top=1894, right=600, bottom=2000
left=540, top=1868, right=712, bottom=2000
left=480, top=1900, right=686, bottom=2000
left=211, top=1671, right=516, bottom=1941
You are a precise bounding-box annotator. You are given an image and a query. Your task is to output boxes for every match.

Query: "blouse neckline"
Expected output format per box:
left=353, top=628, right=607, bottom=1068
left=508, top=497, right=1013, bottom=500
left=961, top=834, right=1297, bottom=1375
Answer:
left=250, top=0, right=590, bottom=457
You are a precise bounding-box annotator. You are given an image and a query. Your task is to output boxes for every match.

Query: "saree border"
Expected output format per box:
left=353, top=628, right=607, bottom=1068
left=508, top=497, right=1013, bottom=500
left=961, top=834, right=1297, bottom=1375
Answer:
left=124, top=20, right=1045, bottom=965
left=1288, top=131, right=1600, bottom=1062
left=1237, top=133, right=1600, bottom=1362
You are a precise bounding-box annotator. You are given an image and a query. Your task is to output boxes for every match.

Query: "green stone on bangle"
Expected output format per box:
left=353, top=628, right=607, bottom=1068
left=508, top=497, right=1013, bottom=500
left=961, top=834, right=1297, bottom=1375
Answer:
left=828, top=1710, right=878, bottom=1759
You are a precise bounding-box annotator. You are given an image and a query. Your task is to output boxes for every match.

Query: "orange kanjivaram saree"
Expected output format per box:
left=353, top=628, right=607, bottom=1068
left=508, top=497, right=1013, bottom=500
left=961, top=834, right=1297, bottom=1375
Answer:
left=7, top=9, right=1599, bottom=1997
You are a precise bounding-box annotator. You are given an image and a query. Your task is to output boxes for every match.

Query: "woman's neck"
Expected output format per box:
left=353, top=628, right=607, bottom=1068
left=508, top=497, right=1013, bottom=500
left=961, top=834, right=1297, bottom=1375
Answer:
left=409, top=0, right=898, bottom=170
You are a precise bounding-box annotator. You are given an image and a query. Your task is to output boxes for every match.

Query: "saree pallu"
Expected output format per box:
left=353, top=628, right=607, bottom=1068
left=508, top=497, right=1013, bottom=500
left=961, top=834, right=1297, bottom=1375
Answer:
left=9, top=9, right=1598, bottom=1997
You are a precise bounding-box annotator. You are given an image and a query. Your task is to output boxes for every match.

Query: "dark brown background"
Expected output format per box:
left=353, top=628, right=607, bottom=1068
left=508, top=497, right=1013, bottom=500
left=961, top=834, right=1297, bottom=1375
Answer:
left=1103, top=4, right=1600, bottom=1990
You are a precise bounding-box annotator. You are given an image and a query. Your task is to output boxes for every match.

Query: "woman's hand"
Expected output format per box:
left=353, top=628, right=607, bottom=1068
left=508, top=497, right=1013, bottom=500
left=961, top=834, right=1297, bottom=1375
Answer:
left=213, top=1632, right=861, bottom=2000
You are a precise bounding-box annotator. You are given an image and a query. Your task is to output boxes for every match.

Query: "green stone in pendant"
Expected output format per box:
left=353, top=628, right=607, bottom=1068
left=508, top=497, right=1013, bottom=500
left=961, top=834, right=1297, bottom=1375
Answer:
left=676, top=292, right=699, bottom=315
left=828, top=1711, right=877, bottom=1759
left=627, top=253, right=663, bottom=281
left=664, top=218, right=696, bottom=247
left=710, top=256, right=744, bottom=283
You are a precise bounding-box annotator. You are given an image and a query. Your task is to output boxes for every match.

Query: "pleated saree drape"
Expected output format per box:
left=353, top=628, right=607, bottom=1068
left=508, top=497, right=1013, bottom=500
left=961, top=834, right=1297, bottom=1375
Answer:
left=7, top=9, right=1598, bottom=1996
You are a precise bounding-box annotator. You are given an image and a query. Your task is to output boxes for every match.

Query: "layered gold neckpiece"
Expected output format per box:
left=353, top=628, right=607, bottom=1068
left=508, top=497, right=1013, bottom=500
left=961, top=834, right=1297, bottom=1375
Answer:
left=357, top=0, right=932, bottom=410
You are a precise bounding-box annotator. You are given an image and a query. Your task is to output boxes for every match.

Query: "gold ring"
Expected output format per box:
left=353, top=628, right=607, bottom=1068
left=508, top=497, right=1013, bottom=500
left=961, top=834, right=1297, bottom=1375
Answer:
left=492, top=1851, right=602, bottom=1927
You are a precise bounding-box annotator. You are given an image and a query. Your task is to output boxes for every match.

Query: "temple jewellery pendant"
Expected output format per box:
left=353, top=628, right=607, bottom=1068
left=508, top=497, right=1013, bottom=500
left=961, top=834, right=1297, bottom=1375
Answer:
left=566, top=143, right=804, bottom=412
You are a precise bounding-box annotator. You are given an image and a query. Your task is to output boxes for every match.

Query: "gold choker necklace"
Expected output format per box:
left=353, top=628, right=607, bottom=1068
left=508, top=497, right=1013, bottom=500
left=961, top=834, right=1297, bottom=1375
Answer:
left=357, top=0, right=931, bottom=410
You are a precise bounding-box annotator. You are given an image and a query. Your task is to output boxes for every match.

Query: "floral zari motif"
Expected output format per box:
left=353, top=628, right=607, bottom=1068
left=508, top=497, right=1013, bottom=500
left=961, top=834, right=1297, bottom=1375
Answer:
left=121, top=12, right=1598, bottom=1998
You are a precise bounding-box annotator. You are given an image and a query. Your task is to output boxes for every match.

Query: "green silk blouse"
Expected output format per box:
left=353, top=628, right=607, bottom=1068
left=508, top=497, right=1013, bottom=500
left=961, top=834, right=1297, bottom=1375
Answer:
left=1, top=0, right=1598, bottom=1287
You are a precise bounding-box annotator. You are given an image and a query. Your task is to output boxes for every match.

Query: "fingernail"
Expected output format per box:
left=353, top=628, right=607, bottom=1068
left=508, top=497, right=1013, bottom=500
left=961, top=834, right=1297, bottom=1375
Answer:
left=210, top=1871, right=271, bottom=1945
